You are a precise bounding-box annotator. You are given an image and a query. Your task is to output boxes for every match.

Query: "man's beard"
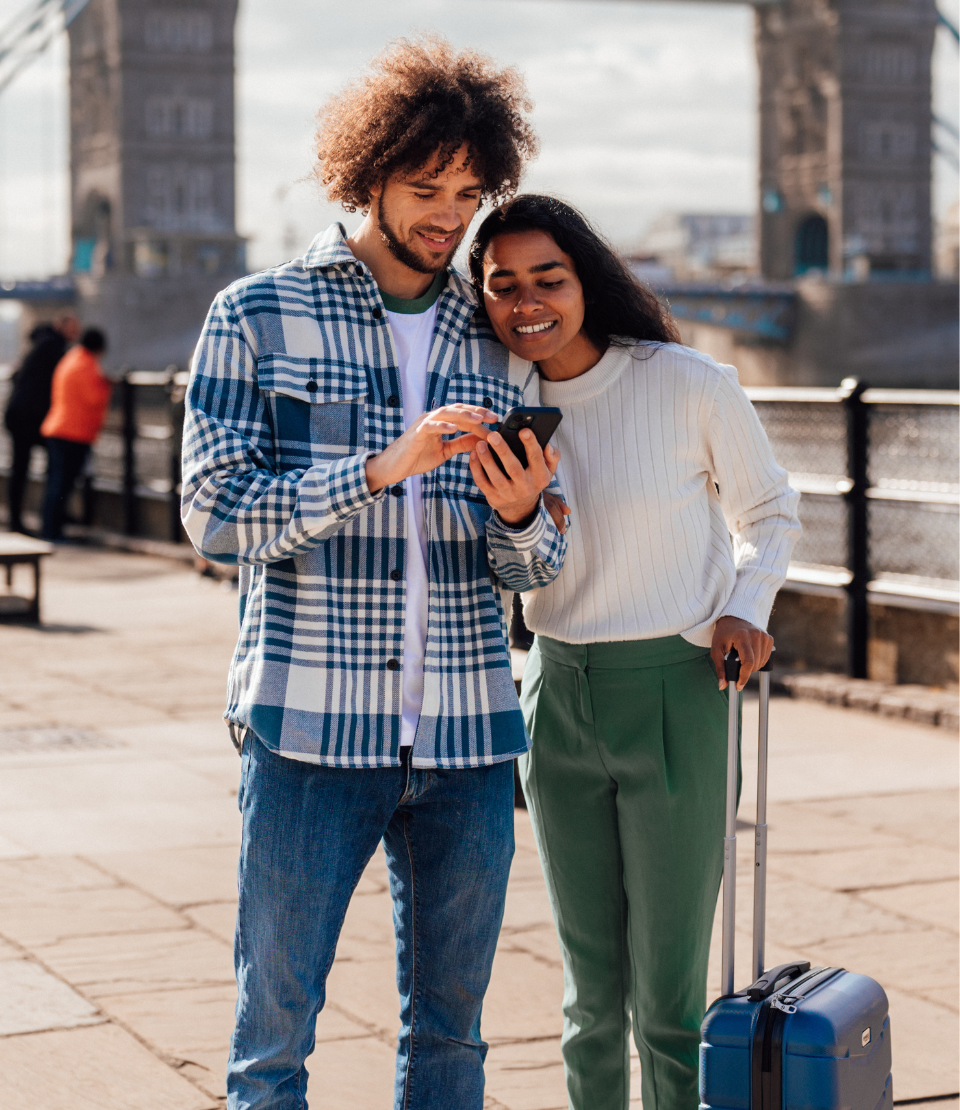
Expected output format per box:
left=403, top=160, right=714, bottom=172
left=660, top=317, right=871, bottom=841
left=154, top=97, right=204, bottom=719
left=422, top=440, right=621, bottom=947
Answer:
left=376, top=196, right=462, bottom=275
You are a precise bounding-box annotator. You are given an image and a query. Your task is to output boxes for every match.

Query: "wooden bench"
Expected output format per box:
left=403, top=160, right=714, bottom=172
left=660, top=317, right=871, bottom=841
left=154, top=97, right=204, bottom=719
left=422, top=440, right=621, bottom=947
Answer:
left=0, top=534, right=54, bottom=624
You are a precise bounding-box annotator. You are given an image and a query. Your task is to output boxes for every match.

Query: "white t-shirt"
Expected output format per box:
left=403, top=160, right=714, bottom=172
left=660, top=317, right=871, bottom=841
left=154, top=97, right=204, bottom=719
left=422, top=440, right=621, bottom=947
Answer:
left=383, top=296, right=440, bottom=747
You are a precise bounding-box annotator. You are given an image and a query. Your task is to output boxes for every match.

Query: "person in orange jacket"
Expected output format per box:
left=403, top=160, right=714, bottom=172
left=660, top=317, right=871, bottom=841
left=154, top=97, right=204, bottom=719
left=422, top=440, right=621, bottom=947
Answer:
left=40, top=327, right=111, bottom=541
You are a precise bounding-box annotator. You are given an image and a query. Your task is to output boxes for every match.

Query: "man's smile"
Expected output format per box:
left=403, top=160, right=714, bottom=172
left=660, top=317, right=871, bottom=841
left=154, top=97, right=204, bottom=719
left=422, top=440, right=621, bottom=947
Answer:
left=415, top=228, right=460, bottom=251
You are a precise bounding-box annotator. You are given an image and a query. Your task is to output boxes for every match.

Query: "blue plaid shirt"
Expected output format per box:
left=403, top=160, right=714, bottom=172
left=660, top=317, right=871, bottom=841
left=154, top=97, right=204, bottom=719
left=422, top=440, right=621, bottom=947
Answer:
left=182, top=224, right=566, bottom=768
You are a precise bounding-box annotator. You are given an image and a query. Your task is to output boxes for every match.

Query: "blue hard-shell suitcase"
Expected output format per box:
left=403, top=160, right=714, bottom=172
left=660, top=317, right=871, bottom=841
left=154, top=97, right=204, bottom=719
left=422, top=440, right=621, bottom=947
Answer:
left=699, top=652, right=892, bottom=1110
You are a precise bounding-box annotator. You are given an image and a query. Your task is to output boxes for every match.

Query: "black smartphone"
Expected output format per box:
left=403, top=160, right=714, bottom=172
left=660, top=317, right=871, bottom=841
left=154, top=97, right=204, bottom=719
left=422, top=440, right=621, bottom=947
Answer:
left=489, top=407, right=563, bottom=475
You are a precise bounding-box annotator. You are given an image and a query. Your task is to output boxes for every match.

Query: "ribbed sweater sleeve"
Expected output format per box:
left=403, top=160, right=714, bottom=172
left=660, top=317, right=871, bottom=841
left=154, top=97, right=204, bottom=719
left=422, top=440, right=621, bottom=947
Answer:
left=708, top=366, right=802, bottom=631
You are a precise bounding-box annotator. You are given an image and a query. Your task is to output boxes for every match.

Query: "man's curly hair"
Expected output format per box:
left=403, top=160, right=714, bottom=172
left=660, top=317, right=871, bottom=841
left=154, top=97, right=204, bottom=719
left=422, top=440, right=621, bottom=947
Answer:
left=315, top=36, right=538, bottom=212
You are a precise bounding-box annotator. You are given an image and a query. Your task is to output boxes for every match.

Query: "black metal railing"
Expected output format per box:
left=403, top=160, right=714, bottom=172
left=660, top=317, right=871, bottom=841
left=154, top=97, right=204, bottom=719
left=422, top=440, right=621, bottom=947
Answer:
left=84, top=366, right=189, bottom=543
left=745, top=380, right=960, bottom=677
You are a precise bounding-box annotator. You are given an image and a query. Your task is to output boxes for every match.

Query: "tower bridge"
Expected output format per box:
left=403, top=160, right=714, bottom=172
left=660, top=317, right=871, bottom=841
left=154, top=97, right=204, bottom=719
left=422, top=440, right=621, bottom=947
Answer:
left=0, top=0, right=957, bottom=385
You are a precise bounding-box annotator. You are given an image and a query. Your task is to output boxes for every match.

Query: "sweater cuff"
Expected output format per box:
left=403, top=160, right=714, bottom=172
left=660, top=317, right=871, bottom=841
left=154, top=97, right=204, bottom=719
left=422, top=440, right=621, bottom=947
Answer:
left=718, top=592, right=773, bottom=633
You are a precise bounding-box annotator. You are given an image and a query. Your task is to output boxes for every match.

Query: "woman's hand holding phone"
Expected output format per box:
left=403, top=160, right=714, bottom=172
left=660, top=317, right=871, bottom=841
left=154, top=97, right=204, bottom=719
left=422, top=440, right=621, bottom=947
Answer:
left=469, top=430, right=560, bottom=528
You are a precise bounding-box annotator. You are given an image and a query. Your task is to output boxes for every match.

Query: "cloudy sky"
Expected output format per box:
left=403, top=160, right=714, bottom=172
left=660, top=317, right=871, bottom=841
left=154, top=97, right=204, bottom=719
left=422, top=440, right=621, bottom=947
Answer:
left=0, top=0, right=957, bottom=278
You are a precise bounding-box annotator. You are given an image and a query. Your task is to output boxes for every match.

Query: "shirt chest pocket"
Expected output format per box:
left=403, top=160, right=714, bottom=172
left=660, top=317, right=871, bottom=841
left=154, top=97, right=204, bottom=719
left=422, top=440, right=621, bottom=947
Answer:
left=435, top=372, right=524, bottom=503
left=257, top=355, right=368, bottom=471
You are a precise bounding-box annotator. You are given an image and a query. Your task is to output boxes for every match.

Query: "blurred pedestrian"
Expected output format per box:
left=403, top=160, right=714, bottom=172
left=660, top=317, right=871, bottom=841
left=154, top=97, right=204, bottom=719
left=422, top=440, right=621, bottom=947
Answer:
left=3, top=312, right=80, bottom=533
left=39, top=327, right=111, bottom=542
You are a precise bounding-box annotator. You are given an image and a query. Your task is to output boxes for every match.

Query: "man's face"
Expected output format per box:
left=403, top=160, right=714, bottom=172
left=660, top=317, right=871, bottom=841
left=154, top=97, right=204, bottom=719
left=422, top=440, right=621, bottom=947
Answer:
left=56, top=314, right=81, bottom=343
left=371, top=144, right=483, bottom=275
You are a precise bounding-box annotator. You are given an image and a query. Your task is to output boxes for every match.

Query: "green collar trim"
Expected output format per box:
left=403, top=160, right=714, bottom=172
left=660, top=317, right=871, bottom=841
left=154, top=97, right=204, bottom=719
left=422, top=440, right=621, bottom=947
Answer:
left=379, top=271, right=447, bottom=315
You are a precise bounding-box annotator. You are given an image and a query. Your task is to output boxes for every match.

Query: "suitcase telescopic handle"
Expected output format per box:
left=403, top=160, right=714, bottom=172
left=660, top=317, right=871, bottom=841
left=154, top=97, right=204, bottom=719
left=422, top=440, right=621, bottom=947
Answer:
left=721, top=648, right=774, bottom=998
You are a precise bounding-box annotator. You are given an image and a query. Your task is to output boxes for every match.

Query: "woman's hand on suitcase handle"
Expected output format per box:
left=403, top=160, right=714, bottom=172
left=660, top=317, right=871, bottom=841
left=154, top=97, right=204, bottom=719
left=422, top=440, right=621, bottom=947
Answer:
left=711, top=617, right=774, bottom=691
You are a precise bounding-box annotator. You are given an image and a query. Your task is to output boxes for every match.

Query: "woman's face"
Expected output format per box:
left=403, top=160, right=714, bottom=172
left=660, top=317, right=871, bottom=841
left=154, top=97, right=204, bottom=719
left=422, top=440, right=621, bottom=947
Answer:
left=481, top=230, right=587, bottom=363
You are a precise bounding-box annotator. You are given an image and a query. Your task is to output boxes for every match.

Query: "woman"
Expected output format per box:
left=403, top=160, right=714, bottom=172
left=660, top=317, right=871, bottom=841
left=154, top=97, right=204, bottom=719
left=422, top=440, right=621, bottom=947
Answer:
left=466, top=196, right=801, bottom=1110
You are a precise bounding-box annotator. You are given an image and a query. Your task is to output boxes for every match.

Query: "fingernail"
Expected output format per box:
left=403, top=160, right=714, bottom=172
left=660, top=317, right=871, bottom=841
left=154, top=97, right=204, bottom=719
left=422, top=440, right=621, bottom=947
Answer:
left=477, top=441, right=487, bottom=452
left=488, top=432, right=501, bottom=445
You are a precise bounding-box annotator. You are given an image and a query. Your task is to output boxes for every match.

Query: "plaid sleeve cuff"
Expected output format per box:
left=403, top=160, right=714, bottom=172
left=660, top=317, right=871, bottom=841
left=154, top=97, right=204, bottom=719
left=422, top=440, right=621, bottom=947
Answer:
left=303, top=451, right=385, bottom=526
left=488, top=496, right=548, bottom=551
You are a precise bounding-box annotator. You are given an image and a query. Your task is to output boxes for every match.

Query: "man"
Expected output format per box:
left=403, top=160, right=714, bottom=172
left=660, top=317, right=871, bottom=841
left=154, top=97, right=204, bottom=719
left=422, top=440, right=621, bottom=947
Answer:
left=181, top=37, right=565, bottom=1110
left=3, top=312, right=80, bottom=533
left=39, top=327, right=111, bottom=542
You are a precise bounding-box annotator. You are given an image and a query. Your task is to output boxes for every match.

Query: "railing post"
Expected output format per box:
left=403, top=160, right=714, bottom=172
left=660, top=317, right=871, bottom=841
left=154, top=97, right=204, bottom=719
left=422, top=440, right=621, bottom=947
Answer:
left=166, top=366, right=185, bottom=544
left=840, top=377, right=869, bottom=678
left=120, top=371, right=138, bottom=537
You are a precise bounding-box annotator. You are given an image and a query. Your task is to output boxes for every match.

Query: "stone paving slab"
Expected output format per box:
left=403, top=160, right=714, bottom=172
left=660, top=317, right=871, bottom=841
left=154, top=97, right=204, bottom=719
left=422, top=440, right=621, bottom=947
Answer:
left=0, top=832, right=31, bottom=860
left=801, top=789, right=959, bottom=849
left=0, top=1023, right=218, bottom=1110
left=800, top=927, right=959, bottom=997
left=0, top=958, right=104, bottom=1036
left=100, top=984, right=238, bottom=1056
left=767, top=841, right=958, bottom=890
left=0, top=797, right=240, bottom=855
left=859, top=879, right=960, bottom=933
left=0, top=884, right=187, bottom=947
left=738, top=694, right=959, bottom=802
left=39, top=928, right=236, bottom=998
left=90, top=844, right=242, bottom=907
left=303, top=1033, right=398, bottom=1109
left=482, top=1039, right=571, bottom=1110
left=878, top=988, right=960, bottom=1097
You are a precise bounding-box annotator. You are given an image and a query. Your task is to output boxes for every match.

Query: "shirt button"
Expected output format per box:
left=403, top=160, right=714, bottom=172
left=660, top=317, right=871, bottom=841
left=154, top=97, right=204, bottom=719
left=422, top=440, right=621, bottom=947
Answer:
left=483, top=396, right=493, bottom=408
left=391, top=485, right=404, bottom=497
left=387, top=394, right=400, bottom=407
left=390, top=568, right=402, bottom=581
left=386, top=658, right=400, bottom=671
left=372, top=307, right=383, bottom=319
left=306, top=380, right=318, bottom=393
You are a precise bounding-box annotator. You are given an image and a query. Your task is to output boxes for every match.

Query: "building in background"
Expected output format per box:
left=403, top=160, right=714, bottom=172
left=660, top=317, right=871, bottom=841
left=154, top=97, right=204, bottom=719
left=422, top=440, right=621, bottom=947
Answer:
left=64, top=0, right=245, bottom=373
left=658, top=0, right=958, bottom=389
left=633, top=212, right=757, bottom=281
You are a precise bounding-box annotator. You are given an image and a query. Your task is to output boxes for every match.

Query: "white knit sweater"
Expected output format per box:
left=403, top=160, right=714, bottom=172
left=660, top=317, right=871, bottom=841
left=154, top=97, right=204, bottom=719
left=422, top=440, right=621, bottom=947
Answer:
left=523, top=342, right=801, bottom=648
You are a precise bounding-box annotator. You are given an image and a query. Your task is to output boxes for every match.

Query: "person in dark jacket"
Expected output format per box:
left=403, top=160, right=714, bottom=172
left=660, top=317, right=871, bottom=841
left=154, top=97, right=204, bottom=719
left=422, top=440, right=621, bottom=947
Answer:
left=3, top=313, right=81, bottom=533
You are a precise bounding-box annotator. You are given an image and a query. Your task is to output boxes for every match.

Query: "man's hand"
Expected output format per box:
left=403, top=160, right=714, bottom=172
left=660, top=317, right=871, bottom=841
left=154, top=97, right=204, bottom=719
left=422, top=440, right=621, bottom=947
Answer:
left=365, top=404, right=497, bottom=493
left=711, top=615, right=774, bottom=691
left=469, top=430, right=560, bottom=528
left=543, top=491, right=571, bottom=535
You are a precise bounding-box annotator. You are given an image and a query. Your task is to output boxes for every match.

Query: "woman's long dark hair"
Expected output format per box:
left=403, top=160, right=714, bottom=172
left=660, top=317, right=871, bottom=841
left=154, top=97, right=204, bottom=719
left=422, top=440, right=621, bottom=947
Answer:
left=468, top=194, right=681, bottom=350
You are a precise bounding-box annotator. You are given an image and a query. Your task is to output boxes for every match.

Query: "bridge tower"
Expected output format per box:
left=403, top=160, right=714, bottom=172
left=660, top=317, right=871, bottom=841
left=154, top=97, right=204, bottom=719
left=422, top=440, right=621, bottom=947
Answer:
left=67, top=0, right=243, bottom=371
left=757, top=0, right=939, bottom=280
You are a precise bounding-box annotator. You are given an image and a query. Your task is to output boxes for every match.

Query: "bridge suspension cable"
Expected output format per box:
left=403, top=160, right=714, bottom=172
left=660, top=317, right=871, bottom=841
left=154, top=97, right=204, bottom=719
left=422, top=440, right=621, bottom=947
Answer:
left=0, top=0, right=90, bottom=98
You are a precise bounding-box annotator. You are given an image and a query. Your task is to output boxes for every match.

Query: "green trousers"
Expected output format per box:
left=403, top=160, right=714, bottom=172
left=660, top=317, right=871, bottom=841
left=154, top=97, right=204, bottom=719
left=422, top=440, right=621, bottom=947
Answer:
left=519, top=634, right=734, bottom=1110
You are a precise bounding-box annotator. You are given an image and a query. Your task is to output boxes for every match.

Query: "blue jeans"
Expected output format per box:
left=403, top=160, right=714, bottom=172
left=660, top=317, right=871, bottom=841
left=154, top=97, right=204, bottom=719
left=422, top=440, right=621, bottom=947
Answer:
left=227, top=732, right=516, bottom=1110
left=42, top=437, right=89, bottom=540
